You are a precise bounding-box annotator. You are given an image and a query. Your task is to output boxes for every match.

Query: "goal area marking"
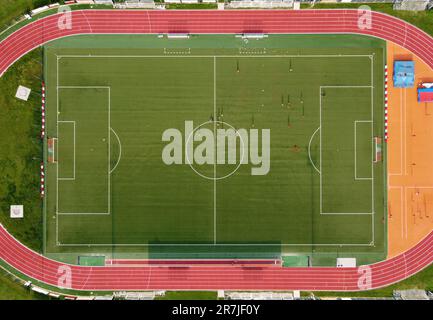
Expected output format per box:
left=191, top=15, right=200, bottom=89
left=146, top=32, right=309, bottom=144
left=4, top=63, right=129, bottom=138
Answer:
left=57, top=121, right=75, bottom=180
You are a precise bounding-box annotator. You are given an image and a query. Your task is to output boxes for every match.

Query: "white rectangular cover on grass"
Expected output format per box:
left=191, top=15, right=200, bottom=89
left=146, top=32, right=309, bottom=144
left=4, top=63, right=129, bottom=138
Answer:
left=10, top=205, right=23, bottom=218
left=15, top=85, right=31, bottom=101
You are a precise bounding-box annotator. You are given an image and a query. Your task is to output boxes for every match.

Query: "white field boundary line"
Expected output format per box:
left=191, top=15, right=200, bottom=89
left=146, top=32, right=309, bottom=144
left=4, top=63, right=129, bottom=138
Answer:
left=354, top=120, right=373, bottom=181
left=55, top=54, right=375, bottom=248
left=57, top=121, right=76, bottom=181
left=57, top=54, right=374, bottom=59
left=57, top=242, right=375, bottom=247
left=55, top=84, right=111, bottom=227
left=55, top=56, right=59, bottom=245
left=319, top=86, right=374, bottom=217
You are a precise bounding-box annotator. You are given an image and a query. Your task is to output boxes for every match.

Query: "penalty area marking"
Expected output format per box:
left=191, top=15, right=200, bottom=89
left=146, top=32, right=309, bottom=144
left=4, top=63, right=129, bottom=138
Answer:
left=354, top=120, right=373, bottom=181
left=56, top=85, right=111, bottom=218
left=57, top=121, right=75, bottom=180
left=319, top=85, right=375, bottom=217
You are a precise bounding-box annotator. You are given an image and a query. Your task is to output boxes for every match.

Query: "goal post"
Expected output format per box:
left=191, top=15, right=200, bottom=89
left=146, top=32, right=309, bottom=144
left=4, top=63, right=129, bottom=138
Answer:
left=48, top=138, right=57, bottom=163
left=374, top=137, right=382, bottom=163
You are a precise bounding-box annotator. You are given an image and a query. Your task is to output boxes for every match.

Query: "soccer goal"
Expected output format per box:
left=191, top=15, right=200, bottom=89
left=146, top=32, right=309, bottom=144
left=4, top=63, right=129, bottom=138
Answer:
left=48, top=138, right=57, bottom=163
left=374, top=137, right=382, bottom=163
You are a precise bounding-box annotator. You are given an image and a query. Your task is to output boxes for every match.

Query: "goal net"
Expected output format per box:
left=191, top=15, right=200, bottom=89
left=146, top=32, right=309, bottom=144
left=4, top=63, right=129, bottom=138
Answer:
left=374, top=137, right=382, bottom=163
left=48, top=138, right=57, bottom=163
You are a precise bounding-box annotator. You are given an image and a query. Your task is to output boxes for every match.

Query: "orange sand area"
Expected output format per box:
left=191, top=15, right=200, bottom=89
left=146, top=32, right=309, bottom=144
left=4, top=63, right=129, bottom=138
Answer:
left=387, top=41, right=433, bottom=258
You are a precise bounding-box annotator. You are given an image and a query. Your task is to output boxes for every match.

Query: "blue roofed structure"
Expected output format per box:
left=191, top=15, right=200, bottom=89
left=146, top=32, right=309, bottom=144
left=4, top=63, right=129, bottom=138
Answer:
left=393, top=61, right=415, bottom=88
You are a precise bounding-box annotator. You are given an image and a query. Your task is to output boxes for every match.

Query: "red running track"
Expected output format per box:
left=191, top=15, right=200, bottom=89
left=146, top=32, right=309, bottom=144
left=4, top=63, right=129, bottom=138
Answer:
left=0, top=9, right=432, bottom=291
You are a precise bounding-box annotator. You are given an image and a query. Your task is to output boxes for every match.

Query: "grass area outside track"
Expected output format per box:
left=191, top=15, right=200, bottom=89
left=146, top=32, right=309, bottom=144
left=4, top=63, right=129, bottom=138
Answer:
left=0, top=48, right=43, bottom=252
left=0, top=0, right=46, bottom=31
left=43, top=34, right=386, bottom=265
left=0, top=45, right=46, bottom=300
left=0, top=268, right=47, bottom=300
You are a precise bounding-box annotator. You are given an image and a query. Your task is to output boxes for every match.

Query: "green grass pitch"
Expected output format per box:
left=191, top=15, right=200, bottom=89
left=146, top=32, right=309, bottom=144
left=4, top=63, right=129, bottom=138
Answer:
left=43, top=34, right=387, bottom=265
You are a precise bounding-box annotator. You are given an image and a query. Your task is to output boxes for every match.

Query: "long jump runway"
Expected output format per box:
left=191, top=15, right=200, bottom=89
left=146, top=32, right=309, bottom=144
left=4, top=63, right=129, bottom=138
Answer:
left=0, top=9, right=432, bottom=291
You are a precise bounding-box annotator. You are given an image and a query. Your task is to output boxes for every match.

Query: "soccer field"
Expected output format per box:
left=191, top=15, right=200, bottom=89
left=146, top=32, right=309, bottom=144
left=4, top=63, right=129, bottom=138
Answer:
left=43, top=34, right=387, bottom=265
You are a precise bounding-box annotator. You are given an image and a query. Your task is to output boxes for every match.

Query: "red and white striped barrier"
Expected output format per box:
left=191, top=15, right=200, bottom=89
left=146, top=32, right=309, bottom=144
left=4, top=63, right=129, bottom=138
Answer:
left=41, top=81, right=46, bottom=197
left=40, top=162, right=45, bottom=197
left=41, top=82, right=46, bottom=139
left=384, top=65, right=388, bottom=142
